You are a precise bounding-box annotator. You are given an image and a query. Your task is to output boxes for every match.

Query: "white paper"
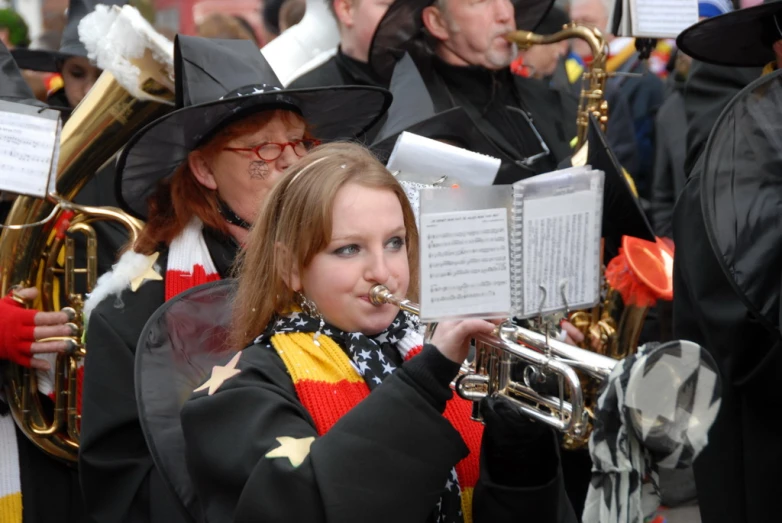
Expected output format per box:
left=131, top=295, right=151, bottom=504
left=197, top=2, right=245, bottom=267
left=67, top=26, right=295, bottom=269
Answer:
left=387, top=131, right=500, bottom=187
left=419, top=207, right=512, bottom=321
left=0, top=108, right=61, bottom=198
left=519, top=187, right=601, bottom=317
left=630, top=0, right=698, bottom=37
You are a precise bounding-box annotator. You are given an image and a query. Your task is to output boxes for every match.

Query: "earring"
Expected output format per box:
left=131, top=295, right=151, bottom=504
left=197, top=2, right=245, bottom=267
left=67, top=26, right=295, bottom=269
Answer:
left=295, top=292, right=325, bottom=346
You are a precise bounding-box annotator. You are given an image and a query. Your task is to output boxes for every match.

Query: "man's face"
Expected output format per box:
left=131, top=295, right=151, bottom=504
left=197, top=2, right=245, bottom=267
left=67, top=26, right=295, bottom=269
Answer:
left=430, top=0, right=517, bottom=70
left=569, top=0, right=610, bottom=57
left=0, top=28, right=12, bottom=49
left=337, top=0, right=394, bottom=62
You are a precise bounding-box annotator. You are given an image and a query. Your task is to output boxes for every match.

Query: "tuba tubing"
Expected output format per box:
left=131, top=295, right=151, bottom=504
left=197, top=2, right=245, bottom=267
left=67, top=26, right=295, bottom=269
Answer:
left=369, top=285, right=618, bottom=437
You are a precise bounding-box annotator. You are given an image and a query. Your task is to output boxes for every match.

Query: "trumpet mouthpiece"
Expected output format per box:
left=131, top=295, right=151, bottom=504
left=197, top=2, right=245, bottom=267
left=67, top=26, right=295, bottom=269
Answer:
left=369, top=285, right=392, bottom=307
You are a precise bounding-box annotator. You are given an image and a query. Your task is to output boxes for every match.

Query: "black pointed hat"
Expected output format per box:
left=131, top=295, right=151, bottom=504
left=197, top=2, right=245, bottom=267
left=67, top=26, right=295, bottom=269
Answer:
left=371, top=53, right=527, bottom=183
left=0, top=40, right=46, bottom=107
left=369, top=0, right=555, bottom=81
left=677, top=0, right=782, bottom=67
left=116, top=35, right=393, bottom=219
left=700, top=69, right=782, bottom=333
left=11, top=0, right=128, bottom=72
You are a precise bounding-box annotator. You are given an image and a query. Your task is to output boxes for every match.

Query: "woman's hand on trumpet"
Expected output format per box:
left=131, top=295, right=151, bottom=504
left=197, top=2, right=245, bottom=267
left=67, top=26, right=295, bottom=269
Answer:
left=430, top=319, right=499, bottom=364
left=0, top=287, right=76, bottom=370
left=560, top=320, right=585, bottom=347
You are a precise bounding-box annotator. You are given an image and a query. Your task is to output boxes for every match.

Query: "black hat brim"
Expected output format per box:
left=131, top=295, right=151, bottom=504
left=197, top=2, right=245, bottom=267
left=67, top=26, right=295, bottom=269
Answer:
left=116, top=85, right=393, bottom=219
left=701, top=69, right=782, bottom=332
left=10, top=48, right=75, bottom=73
left=370, top=0, right=555, bottom=81
left=676, top=3, right=782, bottom=67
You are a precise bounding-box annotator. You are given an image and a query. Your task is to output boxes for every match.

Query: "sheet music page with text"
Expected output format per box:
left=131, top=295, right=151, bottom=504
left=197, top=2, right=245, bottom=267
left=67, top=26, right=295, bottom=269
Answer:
left=630, top=0, right=698, bottom=37
left=419, top=208, right=512, bottom=322
left=0, top=101, right=61, bottom=199
left=520, top=188, right=601, bottom=317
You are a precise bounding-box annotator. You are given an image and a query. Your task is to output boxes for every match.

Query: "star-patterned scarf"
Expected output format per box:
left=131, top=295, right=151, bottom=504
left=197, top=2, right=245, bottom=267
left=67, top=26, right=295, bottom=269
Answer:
left=257, top=309, right=482, bottom=523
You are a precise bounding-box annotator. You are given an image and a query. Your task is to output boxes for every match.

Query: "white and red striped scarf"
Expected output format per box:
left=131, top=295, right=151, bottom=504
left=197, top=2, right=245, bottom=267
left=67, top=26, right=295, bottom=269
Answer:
left=36, top=218, right=221, bottom=405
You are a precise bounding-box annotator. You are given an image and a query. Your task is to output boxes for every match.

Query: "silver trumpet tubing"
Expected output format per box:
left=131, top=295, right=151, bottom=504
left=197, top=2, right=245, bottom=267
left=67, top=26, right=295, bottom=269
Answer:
left=369, top=285, right=618, bottom=439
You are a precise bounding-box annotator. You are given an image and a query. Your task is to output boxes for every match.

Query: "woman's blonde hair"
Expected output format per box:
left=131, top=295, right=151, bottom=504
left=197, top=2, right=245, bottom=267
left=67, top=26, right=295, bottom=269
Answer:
left=231, top=142, right=419, bottom=349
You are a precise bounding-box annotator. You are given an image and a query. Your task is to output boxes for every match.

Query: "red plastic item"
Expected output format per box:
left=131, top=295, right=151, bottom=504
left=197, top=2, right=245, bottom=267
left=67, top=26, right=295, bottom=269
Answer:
left=605, top=236, right=674, bottom=307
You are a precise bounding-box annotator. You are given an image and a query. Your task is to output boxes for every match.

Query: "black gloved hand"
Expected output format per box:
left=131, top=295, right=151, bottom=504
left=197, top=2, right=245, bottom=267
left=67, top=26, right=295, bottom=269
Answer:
left=479, top=395, right=560, bottom=487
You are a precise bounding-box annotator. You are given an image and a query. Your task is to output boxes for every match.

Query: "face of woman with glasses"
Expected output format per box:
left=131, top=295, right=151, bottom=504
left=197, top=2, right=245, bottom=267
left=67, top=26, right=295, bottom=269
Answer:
left=189, top=110, right=315, bottom=240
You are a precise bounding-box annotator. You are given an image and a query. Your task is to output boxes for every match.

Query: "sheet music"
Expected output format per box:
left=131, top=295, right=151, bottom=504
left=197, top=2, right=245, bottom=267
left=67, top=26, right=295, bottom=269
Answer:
left=0, top=102, right=61, bottom=199
left=387, top=132, right=500, bottom=187
left=419, top=208, right=512, bottom=322
left=516, top=168, right=603, bottom=318
left=630, top=0, right=698, bottom=37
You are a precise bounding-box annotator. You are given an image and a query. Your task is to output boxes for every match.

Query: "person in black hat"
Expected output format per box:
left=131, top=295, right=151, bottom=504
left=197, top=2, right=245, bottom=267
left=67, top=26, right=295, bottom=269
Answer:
left=12, top=0, right=128, bottom=112
left=78, top=34, right=390, bottom=523
left=671, top=4, right=782, bottom=523
left=368, top=0, right=577, bottom=181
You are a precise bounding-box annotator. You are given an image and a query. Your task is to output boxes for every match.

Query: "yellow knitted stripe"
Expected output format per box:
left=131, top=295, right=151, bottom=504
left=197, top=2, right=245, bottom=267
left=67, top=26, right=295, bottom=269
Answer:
left=461, top=487, right=474, bottom=523
left=0, top=492, right=21, bottom=523
left=271, top=333, right=364, bottom=384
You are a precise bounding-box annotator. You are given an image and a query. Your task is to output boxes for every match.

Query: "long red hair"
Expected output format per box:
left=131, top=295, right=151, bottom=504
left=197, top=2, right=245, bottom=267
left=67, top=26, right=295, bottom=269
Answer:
left=133, top=109, right=306, bottom=255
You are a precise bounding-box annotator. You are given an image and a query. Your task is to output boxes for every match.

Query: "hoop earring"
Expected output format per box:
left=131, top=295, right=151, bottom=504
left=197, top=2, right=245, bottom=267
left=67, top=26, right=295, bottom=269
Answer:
left=295, top=292, right=326, bottom=346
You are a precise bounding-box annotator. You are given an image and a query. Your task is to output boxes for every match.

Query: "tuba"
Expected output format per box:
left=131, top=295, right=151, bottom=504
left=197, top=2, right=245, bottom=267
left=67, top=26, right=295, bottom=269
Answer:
left=0, top=5, right=175, bottom=462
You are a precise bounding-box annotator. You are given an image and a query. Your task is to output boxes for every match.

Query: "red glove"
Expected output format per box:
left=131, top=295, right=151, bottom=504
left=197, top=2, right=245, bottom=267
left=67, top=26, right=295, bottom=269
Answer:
left=0, top=294, right=38, bottom=367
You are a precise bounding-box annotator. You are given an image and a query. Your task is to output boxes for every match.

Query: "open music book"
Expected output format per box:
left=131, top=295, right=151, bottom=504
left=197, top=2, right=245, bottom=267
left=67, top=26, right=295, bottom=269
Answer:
left=609, top=0, right=698, bottom=38
left=418, top=166, right=605, bottom=322
left=0, top=100, right=61, bottom=199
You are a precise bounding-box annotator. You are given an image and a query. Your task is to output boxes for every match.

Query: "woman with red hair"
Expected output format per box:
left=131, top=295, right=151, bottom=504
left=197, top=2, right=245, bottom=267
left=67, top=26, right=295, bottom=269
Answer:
left=78, top=34, right=390, bottom=523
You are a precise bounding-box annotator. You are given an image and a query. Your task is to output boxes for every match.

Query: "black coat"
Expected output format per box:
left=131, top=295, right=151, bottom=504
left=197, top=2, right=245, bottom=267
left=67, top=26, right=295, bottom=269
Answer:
left=683, top=61, right=761, bottom=176
left=649, top=87, right=686, bottom=238
left=181, top=342, right=577, bottom=523
left=289, top=48, right=389, bottom=89
left=672, top=156, right=782, bottom=523
left=418, top=57, right=577, bottom=184
left=79, top=229, right=238, bottom=523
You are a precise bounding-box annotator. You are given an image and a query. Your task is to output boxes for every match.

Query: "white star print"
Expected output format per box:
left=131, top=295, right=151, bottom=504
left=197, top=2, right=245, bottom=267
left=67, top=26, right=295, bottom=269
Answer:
left=295, top=318, right=308, bottom=327
left=324, top=329, right=332, bottom=336
left=382, top=362, right=394, bottom=374
left=372, top=376, right=382, bottom=384
left=376, top=351, right=386, bottom=363
left=350, top=332, right=361, bottom=340
left=445, top=479, right=453, bottom=490
left=358, top=361, right=370, bottom=373
left=359, top=349, right=371, bottom=360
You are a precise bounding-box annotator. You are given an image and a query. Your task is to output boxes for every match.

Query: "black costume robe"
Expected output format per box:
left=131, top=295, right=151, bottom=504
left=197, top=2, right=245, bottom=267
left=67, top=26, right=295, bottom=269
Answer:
left=79, top=228, right=238, bottom=523
left=419, top=57, right=576, bottom=184
left=181, top=342, right=577, bottom=523
left=683, top=61, right=761, bottom=176
left=673, top=159, right=782, bottom=523
left=289, top=47, right=389, bottom=89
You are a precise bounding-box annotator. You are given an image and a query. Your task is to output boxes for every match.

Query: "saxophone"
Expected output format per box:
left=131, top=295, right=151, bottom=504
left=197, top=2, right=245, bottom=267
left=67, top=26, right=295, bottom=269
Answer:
left=0, top=6, right=175, bottom=462
left=506, top=25, right=667, bottom=448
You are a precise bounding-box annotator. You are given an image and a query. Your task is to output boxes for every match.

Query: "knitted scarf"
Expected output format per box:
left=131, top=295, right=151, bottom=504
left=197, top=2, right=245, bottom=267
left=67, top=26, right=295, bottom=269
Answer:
left=36, top=218, right=222, bottom=411
left=257, top=310, right=483, bottom=523
left=0, top=413, right=21, bottom=523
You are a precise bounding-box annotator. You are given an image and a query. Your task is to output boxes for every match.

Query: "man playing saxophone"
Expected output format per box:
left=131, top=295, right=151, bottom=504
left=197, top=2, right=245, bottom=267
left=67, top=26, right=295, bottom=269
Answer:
left=371, top=0, right=577, bottom=183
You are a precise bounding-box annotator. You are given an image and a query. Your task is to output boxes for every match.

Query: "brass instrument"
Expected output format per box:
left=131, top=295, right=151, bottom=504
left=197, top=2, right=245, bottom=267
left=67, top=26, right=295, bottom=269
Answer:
left=0, top=13, right=175, bottom=461
left=506, top=23, right=609, bottom=150
left=505, top=25, right=663, bottom=448
left=369, top=285, right=618, bottom=439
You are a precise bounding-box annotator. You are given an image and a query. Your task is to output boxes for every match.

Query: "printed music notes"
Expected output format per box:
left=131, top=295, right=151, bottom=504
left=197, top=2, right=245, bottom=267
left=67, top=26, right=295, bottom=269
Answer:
left=420, top=207, right=512, bottom=321
left=610, top=0, right=698, bottom=38
left=0, top=100, right=61, bottom=199
left=417, top=167, right=604, bottom=322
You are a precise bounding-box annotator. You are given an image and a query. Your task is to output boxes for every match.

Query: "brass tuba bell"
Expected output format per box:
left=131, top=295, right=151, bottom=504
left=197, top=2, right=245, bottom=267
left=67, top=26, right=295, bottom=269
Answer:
left=0, top=5, right=175, bottom=462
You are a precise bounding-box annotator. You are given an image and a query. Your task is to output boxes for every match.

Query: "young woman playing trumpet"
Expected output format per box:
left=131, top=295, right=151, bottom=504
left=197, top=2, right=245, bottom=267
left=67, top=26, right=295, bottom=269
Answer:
left=181, top=142, right=577, bottom=523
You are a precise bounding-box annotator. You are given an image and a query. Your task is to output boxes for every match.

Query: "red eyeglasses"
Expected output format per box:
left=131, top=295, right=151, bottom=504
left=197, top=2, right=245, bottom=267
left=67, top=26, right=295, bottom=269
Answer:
left=223, top=139, right=322, bottom=161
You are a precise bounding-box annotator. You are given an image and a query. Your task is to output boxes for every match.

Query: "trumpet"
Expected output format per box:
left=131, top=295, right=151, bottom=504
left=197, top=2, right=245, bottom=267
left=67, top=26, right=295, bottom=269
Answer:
left=369, top=285, right=616, bottom=439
